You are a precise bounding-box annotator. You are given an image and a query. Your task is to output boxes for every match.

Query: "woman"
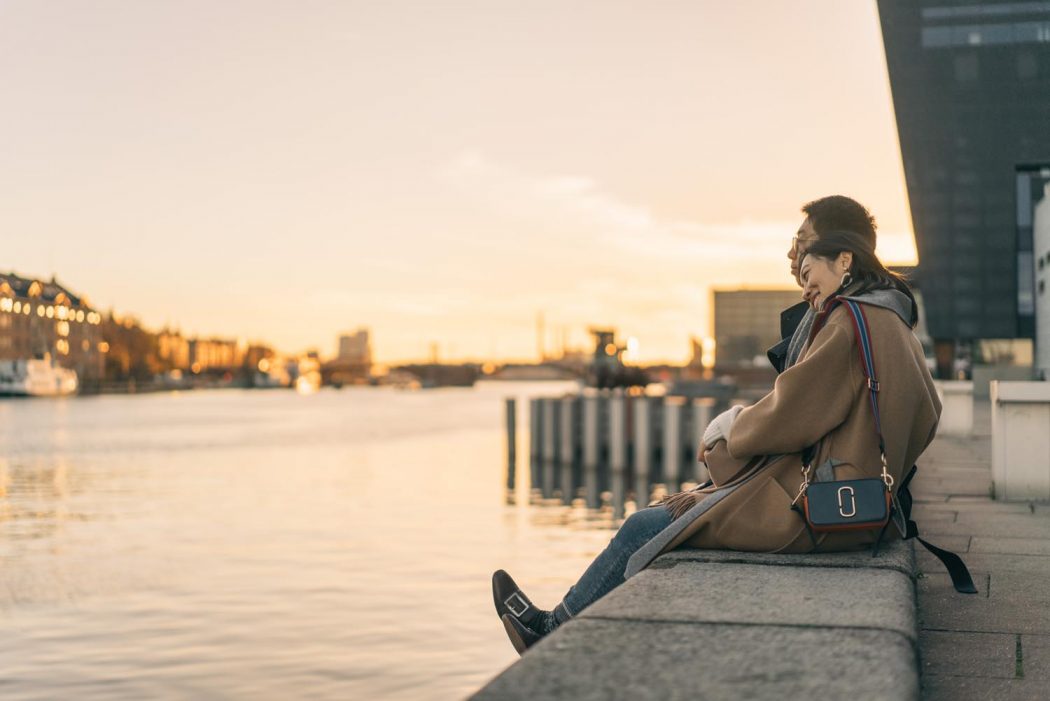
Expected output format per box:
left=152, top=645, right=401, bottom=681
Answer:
left=492, top=229, right=941, bottom=655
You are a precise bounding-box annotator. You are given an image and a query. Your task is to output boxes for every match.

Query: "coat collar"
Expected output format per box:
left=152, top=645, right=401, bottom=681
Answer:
left=839, top=288, right=914, bottom=327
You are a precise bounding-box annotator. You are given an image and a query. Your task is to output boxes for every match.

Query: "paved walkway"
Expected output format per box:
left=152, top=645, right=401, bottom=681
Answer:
left=912, top=400, right=1050, bottom=699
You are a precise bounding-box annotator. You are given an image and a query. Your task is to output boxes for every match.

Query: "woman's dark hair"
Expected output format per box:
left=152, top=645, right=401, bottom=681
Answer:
left=801, top=229, right=918, bottom=328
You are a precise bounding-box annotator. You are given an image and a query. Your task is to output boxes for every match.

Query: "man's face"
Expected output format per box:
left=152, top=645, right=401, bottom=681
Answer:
left=788, top=216, right=819, bottom=287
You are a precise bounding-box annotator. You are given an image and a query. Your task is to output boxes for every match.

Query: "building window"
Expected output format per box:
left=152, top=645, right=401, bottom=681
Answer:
left=1019, top=251, right=1036, bottom=314
left=954, top=54, right=980, bottom=82
left=1014, top=20, right=1050, bottom=43
left=1018, top=51, right=1039, bottom=79
left=923, top=4, right=1050, bottom=21
left=921, top=19, right=1050, bottom=48
left=923, top=26, right=953, bottom=47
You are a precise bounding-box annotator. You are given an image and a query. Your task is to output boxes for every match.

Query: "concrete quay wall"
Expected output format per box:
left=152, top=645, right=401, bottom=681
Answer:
left=473, top=541, right=919, bottom=701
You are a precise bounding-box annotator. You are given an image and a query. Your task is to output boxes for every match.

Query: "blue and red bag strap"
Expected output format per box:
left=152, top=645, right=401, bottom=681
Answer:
left=808, top=295, right=888, bottom=462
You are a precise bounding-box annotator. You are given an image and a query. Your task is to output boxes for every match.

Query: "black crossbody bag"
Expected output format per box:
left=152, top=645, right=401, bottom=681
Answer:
left=790, top=298, right=977, bottom=595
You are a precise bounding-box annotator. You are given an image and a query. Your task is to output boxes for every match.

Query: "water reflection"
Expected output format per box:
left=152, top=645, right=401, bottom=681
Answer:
left=0, top=381, right=614, bottom=700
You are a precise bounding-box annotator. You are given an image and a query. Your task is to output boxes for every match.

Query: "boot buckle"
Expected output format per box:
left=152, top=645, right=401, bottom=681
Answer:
left=504, top=592, right=530, bottom=617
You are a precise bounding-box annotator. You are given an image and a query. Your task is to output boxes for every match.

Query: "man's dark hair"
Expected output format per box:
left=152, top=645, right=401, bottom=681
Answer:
left=802, top=195, right=877, bottom=246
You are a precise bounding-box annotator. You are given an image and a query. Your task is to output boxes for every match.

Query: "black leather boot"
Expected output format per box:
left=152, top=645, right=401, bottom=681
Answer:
left=492, top=570, right=573, bottom=655
left=491, top=569, right=545, bottom=632
left=501, top=613, right=542, bottom=655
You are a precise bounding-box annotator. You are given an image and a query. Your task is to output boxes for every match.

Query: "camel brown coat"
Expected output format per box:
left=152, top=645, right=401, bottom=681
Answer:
left=656, top=298, right=941, bottom=556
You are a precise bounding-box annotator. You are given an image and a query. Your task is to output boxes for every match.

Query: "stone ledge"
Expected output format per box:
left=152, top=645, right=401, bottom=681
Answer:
left=581, top=560, right=916, bottom=643
left=655, top=537, right=916, bottom=577
left=473, top=540, right=919, bottom=700
left=473, top=619, right=918, bottom=701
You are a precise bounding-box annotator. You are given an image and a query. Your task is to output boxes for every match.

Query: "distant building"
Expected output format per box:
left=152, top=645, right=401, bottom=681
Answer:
left=327, top=328, right=372, bottom=385
left=586, top=327, right=645, bottom=388
left=878, top=0, right=1050, bottom=375
left=589, top=328, right=623, bottom=375
left=189, top=337, right=240, bottom=373
left=338, top=329, right=372, bottom=366
left=242, top=344, right=275, bottom=372
left=713, top=289, right=802, bottom=368
left=0, top=271, right=105, bottom=382
left=157, top=328, right=191, bottom=370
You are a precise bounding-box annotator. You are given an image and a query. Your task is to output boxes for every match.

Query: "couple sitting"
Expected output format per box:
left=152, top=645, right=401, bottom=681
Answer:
left=492, top=195, right=944, bottom=654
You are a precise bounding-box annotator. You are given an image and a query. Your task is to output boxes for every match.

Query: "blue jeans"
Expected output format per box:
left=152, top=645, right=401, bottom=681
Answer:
left=560, top=505, right=673, bottom=618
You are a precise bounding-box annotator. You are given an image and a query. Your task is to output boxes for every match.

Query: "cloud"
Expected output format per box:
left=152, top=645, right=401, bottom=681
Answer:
left=439, top=149, right=800, bottom=265
left=303, top=150, right=811, bottom=362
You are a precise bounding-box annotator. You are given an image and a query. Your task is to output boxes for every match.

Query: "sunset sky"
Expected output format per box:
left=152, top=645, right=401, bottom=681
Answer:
left=1, top=0, right=916, bottom=364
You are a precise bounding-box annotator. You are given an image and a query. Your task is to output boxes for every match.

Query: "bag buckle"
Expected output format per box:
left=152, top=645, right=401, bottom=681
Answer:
left=867, top=378, right=880, bottom=392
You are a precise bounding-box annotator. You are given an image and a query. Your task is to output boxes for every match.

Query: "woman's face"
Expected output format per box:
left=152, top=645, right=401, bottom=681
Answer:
left=800, top=251, right=852, bottom=310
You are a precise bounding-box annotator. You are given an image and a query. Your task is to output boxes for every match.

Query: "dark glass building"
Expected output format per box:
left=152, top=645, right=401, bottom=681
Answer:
left=877, top=0, right=1050, bottom=372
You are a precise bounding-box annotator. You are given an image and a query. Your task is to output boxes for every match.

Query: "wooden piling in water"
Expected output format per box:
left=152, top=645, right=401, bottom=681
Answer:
left=663, top=396, right=685, bottom=494
left=524, top=391, right=734, bottom=513
left=505, top=397, right=516, bottom=492
left=632, top=396, right=652, bottom=509
left=541, top=397, right=558, bottom=498
left=608, top=391, right=627, bottom=520
left=582, top=394, right=600, bottom=509
left=559, top=395, right=578, bottom=504
left=529, top=398, right=541, bottom=493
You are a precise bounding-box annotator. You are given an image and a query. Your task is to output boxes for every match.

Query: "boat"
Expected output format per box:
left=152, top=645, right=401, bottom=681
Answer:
left=0, top=355, right=79, bottom=397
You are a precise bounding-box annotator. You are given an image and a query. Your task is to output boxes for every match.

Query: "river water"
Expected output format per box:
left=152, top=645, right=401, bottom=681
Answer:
left=0, top=381, right=620, bottom=700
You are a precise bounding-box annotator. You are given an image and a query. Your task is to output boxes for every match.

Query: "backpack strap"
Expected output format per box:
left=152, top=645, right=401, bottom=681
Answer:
left=897, top=465, right=978, bottom=594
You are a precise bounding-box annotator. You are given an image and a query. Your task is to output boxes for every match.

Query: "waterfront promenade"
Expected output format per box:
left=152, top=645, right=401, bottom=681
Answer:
left=476, top=398, right=1050, bottom=700
left=913, top=400, right=1050, bottom=698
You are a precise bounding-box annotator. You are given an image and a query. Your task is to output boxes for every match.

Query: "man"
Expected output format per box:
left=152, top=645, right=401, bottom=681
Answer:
left=768, top=195, right=879, bottom=373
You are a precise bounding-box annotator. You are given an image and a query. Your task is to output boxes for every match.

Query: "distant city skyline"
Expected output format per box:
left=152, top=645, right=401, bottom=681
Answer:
left=1, top=1, right=916, bottom=364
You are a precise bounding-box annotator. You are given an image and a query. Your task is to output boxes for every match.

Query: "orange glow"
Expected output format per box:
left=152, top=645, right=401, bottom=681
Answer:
left=0, top=3, right=921, bottom=364
left=624, top=337, right=640, bottom=363
left=701, top=337, right=716, bottom=369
